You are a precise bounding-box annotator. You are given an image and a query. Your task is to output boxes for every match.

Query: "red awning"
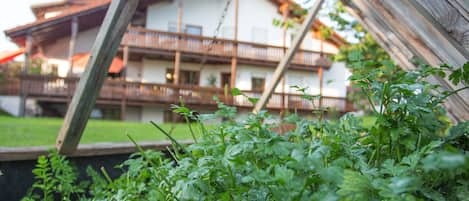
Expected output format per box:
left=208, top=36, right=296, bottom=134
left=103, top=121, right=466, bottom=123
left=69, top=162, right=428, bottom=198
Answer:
left=0, top=48, right=25, bottom=64
left=72, top=53, right=124, bottom=73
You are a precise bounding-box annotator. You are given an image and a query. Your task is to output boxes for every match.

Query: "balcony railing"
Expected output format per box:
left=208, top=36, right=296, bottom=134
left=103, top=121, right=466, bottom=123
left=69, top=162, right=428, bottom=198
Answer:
left=121, top=27, right=325, bottom=68
left=1, top=75, right=352, bottom=112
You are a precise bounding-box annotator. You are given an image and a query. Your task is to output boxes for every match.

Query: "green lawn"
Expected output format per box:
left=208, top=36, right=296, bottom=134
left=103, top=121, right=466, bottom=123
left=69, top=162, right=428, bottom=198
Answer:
left=0, top=116, right=197, bottom=147
left=0, top=115, right=377, bottom=147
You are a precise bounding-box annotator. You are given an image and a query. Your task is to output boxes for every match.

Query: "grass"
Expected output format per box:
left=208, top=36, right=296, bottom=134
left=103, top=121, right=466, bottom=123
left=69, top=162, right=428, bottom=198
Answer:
left=0, top=115, right=377, bottom=147
left=0, top=116, right=199, bottom=147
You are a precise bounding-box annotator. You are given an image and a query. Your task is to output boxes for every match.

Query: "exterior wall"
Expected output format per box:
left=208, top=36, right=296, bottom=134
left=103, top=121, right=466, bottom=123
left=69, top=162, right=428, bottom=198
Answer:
left=41, top=27, right=100, bottom=77
left=141, top=59, right=232, bottom=86
left=0, top=96, right=42, bottom=117
left=124, top=106, right=142, bottom=122
left=141, top=106, right=164, bottom=123
left=322, top=61, right=349, bottom=97
left=125, top=61, right=143, bottom=81
left=17, top=0, right=349, bottom=123
left=139, top=58, right=347, bottom=97
left=0, top=96, right=21, bottom=116
left=235, top=65, right=321, bottom=94
left=286, top=70, right=320, bottom=94
left=141, top=59, right=168, bottom=83
left=146, top=0, right=339, bottom=54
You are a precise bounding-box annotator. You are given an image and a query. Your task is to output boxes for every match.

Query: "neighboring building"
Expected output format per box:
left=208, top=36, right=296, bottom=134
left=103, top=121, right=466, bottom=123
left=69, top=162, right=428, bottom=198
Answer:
left=1, top=0, right=352, bottom=122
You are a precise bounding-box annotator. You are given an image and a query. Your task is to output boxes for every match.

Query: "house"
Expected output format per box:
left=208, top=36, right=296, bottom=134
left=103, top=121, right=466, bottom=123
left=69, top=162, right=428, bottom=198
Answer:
left=1, top=0, right=352, bottom=122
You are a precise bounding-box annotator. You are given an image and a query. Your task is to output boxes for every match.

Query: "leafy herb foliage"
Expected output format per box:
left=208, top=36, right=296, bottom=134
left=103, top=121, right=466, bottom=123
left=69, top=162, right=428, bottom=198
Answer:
left=23, top=59, right=469, bottom=201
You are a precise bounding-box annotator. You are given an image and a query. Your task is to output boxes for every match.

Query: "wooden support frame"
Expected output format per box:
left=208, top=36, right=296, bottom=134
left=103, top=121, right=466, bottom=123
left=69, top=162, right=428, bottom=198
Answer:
left=230, top=0, right=239, bottom=89
left=173, top=0, right=183, bottom=85
left=280, top=2, right=289, bottom=116
left=121, top=45, right=129, bottom=121
left=68, top=16, right=79, bottom=76
left=342, top=0, right=469, bottom=121
left=56, top=0, right=139, bottom=154
left=19, top=32, right=33, bottom=117
left=253, top=0, right=325, bottom=113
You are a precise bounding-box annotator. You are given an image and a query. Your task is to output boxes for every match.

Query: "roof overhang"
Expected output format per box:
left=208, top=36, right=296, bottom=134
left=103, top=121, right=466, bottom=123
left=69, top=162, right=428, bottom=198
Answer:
left=5, top=1, right=111, bottom=47
left=4, top=0, right=161, bottom=48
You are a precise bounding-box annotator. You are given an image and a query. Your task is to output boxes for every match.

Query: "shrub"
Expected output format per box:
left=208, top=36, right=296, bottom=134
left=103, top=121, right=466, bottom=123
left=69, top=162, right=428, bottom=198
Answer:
left=23, top=60, right=469, bottom=201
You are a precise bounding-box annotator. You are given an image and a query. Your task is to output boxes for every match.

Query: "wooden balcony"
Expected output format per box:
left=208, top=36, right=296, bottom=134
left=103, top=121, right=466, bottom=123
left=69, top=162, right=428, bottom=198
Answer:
left=1, top=75, right=353, bottom=113
left=121, top=27, right=327, bottom=70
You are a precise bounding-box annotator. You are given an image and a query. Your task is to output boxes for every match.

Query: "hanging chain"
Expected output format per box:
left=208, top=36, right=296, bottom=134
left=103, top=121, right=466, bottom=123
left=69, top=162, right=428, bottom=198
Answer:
left=199, top=0, right=232, bottom=69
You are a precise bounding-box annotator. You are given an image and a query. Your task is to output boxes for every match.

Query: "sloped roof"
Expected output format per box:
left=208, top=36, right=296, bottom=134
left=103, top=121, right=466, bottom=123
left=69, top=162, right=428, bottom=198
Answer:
left=5, top=0, right=346, bottom=48
left=30, top=0, right=108, bottom=19
left=5, top=0, right=111, bottom=37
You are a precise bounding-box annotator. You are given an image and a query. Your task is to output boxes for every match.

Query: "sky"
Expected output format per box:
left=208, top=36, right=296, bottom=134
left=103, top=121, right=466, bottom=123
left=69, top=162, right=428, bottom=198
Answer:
left=0, top=0, right=353, bottom=52
left=0, top=0, right=57, bottom=51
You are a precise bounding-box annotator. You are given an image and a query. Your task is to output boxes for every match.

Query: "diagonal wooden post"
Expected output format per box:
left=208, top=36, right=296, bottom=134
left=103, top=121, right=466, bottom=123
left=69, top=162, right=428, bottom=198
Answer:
left=253, top=0, right=324, bottom=113
left=56, top=0, right=139, bottom=154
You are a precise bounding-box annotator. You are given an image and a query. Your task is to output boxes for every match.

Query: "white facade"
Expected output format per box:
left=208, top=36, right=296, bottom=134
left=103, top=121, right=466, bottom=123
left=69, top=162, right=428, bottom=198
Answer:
left=27, top=0, right=349, bottom=122
left=146, top=0, right=339, bottom=53
left=42, top=27, right=100, bottom=77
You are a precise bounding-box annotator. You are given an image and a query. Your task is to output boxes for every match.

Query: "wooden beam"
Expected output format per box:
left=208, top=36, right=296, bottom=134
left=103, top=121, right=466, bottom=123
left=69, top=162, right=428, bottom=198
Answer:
left=342, top=0, right=469, bottom=121
left=318, top=66, right=323, bottom=108
left=0, top=140, right=193, bottom=162
left=280, top=2, right=289, bottom=116
left=23, top=33, right=33, bottom=74
left=122, top=45, right=129, bottom=79
left=230, top=0, right=239, bottom=88
left=67, top=16, right=79, bottom=76
left=56, top=0, right=139, bottom=154
left=121, top=45, right=129, bottom=121
left=253, top=0, right=324, bottom=113
left=173, top=0, right=183, bottom=85
left=19, top=33, right=33, bottom=117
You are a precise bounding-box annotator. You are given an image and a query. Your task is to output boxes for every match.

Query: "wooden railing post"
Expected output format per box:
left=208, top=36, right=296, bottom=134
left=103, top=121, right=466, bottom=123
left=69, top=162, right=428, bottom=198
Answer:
left=19, top=32, right=33, bottom=117
left=121, top=80, right=127, bottom=121
left=68, top=16, right=79, bottom=76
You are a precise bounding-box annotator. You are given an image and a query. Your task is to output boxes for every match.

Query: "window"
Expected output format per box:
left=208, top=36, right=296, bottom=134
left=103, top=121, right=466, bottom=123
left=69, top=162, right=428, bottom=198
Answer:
left=251, top=77, right=265, bottom=91
left=185, top=25, right=202, bottom=35
left=166, top=69, right=200, bottom=85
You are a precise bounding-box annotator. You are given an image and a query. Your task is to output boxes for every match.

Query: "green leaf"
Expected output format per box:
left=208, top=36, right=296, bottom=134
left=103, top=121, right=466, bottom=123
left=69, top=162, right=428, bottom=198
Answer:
left=247, top=97, right=259, bottom=104
left=231, top=88, right=243, bottom=96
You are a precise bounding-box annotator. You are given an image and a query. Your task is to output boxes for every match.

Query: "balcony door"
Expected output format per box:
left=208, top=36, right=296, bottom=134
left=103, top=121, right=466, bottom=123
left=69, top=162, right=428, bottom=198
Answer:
left=185, top=25, right=202, bottom=35
left=221, top=73, right=231, bottom=88
left=166, top=69, right=200, bottom=86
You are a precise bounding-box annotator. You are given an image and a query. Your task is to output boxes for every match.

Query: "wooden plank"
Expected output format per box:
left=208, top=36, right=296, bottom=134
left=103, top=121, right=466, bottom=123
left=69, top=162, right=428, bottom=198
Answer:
left=121, top=45, right=129, bottom=120
left=230, top=0, right=239, bottom=88
left=19, top=33, right=33, bottom=117
left=0, top=140, right=193, bottom=162
left=342, top=0, right=469, bottom=121
left=173, top=0, right=183, bottom=84
left=56, top=0, right=139, bottom=154
left=417, top=0, right=469, bottom=51
left=253, top=0, right=325, bottom=113
left=67, top=16, right=79, bottom=76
